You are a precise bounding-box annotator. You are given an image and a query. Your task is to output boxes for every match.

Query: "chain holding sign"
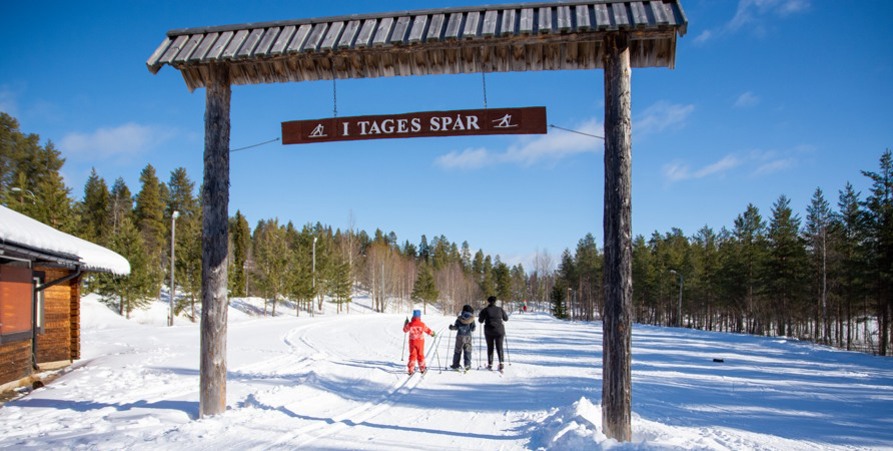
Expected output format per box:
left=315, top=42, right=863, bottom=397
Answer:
left=281, top=107, right=546, bottom=145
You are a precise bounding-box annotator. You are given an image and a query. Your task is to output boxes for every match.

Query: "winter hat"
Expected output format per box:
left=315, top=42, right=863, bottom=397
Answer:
left=487, top=296, right=497, bottom=304
left=412, top=309, right=421, bottom=318
left=462, top=304, right=473, bottom=313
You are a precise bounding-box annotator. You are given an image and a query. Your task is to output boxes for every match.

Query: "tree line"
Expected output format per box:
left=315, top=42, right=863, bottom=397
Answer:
left=2, top=112, right=890, bottom=355
left=549, top=149, right=893, bottom=356
left=1, top=113, right=526, bottom=320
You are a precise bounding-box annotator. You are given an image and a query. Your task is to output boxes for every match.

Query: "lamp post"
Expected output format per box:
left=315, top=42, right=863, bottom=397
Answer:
left=312, top=236, right=317, bottom=315
left=669, top=269, right=683, bottom=327
left=169, top=210, right=180, bottom=327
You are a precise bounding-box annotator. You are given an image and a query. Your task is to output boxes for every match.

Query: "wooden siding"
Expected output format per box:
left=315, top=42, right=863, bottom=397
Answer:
left=36, top=268, right=74, bottom=364
left=147, top=0, right=687, bottom=91
left=0, top=341, right=31, bottom=386
left=70, top=274, right=80, bottom=360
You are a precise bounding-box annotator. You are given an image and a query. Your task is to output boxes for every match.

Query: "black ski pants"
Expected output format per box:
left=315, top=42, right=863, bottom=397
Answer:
left=485, top=331, right=505, bottom=366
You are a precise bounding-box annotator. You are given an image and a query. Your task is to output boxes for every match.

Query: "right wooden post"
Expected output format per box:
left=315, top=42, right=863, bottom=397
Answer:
left=602, top=31, right=633, bottom=442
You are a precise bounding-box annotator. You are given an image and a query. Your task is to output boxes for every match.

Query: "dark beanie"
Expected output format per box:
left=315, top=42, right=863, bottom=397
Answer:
left=487, top=296, right=497, bottom=304
left=462, top=304, right=473, bottom=313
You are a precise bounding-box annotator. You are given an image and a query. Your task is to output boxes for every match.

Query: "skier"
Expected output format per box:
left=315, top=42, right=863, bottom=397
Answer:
left=479, top=296, right=509, bottom=372
left=448, top=304, right=476, bottom=371
left=403, top=309, right=435, bottom=375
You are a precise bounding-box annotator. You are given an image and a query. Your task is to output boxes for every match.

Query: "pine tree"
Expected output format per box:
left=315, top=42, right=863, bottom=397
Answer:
left=861, top=149, right=893, bottom=355
left=96, top=216, right=155, bottom=318
left=134, top=165, right=166, bottom=253
left=229, top=210, right=252, bottom=297
left=723, top=204, right=768, bottom=334
left=837, top=182, right=866, bottom=350
left=109, top=177, right=132, bottom=235
left=766, top=195, right=808, bottom=337
left=253, top=219, right=289, bottom=315
left=805, top=188, right=834, bottom=343
left=575, top=233, right=601, bottom=321
left=481, top=255, right=495, bottom=298
left=284, top=222, right=314, bottom=315
left=330, top=257, right=353, bottom=313
left=691, top=226, right=720, bottom=330
left=550, top=282, right=568, bottom=319
left=494, top=258, right=512, bottom=304
left=167, top=168, right=202, bottom=320
left=78, top=168, right=111, bottom=245
left=1, top=114, right=73, bottom=231
left=460, top=241, right=472, bottom=273
left=411, top=263, right=439, bottom=313
left=418, top=234, right=430, bottom=264
left=510, top=264, right=528, bottom=308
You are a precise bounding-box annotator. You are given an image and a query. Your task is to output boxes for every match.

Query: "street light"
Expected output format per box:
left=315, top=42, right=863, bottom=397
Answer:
left=312, top=236, right=318, bottom=315
left=669, top=269, right=683, bottom=327
left=169, top=210, right=180, bottom=327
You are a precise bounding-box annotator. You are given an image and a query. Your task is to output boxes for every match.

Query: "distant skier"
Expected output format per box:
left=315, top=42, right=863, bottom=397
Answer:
left=449, top=304, right=476, bottom=371
left=479, top=296, right=509, bottom=371
left=403, top=310, right=435, bottom=375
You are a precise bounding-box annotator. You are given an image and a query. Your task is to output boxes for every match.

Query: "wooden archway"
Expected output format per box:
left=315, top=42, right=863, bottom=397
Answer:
left=147, top=0, right=687, bottom=440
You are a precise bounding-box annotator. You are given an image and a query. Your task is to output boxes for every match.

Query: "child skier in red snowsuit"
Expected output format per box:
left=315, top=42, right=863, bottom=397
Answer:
left=403, top=310, right=435, bottom=375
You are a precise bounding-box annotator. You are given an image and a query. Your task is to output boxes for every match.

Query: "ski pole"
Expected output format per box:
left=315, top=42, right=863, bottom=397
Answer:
left=446, top=328, right=453, bottom=370
left=435, top=334, right=443, bottom=371
left=401, top=331, right=407, bottom=361
left=505, top=334, right=511, bottom=366
left=478, top=326, right=483, bottom=368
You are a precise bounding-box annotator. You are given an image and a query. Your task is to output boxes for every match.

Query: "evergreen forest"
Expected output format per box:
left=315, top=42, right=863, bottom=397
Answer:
left=2, top=112, right=890, bottom=356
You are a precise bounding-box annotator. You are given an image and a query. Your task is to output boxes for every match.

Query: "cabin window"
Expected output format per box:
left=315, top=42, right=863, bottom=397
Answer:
left=0, top=264, right=33, bottom=343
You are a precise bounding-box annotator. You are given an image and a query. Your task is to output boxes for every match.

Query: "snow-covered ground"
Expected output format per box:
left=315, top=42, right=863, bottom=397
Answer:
left=1, top=294, right=891, bottom=450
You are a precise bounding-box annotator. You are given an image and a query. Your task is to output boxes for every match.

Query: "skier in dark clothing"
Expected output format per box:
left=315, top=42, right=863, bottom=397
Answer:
left=449, top=304, right=476, bottom=370
left=478, top=296, right=509, bottom=371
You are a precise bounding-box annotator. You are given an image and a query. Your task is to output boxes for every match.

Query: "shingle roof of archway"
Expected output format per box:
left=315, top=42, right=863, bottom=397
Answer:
left=147, top=0, right=687, bottom=91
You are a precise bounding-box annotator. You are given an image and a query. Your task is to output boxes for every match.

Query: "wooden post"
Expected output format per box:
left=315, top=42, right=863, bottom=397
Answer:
left=602, top=32, right=633, bottom=442
left=200, top=63, right=231, bottom=418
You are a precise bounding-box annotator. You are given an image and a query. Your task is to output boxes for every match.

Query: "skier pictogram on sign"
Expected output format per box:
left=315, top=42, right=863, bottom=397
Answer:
left=492, top=114, right=518, bottom=129
left=309, top=124, right=328, bottom=138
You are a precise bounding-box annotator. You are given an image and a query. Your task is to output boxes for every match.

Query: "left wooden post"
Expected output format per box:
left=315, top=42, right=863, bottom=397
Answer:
left=200, top=63, right=231, bottom=418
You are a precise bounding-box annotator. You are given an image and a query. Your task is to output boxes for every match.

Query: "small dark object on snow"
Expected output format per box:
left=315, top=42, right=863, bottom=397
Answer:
left=713, top=358, right=724, bottom=363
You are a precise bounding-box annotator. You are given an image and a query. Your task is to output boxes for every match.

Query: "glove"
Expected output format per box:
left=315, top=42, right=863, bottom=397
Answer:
left=431, top=331, right=436, bottom=337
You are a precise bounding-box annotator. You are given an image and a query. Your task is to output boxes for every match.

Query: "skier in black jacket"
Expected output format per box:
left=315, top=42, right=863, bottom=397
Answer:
left=449, top=304, right=476, bottom=370
left=478, top=296, right=509, bottom=371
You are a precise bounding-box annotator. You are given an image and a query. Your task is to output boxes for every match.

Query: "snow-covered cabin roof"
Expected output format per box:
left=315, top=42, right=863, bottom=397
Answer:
left=0, top=205, right=131, bottom=276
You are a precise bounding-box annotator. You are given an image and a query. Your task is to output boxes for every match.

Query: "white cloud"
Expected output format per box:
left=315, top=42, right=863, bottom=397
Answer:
left=435, top=118, right=602, bottom=170
left=734, top=91, right=760, bottom=108
left=435, top=147, right=492, bottom=170
left=693, top=30, right=713, bottom=45
left=698, top=0, right=811, bottom=42
left=729, top=0, right=811, bottom=31
left=663, top=155, right=742, bottom=182
left=60, top=123, right=176, bottom=161
left=754, top=157, right=795, bottom=175
left=635, top=101, right=695, bottom=135
left=664, top=147, right=809, bottom=183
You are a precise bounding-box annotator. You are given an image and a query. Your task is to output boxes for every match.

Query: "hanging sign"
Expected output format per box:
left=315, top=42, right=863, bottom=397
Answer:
left=281, top=106, right=546, bottom=145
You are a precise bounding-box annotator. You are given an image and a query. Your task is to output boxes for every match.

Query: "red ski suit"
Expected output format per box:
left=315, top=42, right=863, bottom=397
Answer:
left=403, top=317, right=433, bottom=373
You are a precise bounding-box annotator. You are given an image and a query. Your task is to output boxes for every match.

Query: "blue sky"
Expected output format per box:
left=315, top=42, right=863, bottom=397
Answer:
left=2, top=1, right=891, bottom=270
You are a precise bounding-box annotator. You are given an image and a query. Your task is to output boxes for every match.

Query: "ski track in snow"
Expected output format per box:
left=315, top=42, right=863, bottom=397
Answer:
left=1, top=295, right=892, bottom=450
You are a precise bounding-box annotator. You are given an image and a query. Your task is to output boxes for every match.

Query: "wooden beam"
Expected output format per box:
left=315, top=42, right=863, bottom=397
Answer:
left=602, top=31, right=632, bottom=442
left=200, top=63, right=231, bottom=419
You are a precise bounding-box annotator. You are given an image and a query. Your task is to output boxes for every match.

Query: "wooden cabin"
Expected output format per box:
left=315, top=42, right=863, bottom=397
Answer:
left=0, top=205, right=130, bottom=391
